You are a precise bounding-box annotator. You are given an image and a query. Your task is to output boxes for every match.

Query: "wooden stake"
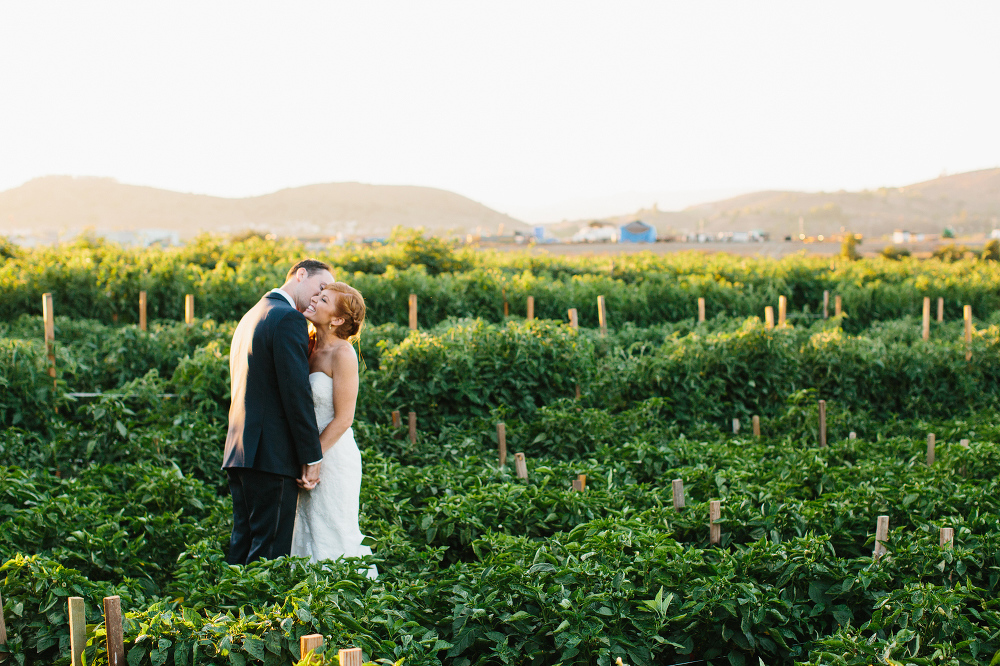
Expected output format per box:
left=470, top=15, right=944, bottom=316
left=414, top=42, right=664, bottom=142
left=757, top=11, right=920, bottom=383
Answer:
left=568, top=308, right=578, bottom=329
left=937, top=297, right=944, bottom=322
left=408, top=294, right=418, bottom=330
left=408, top=412, right=416, bottom=445
left=764, top=306, right=774, bottom=330
left=575, top=384, right=581, bottom=400
left=597, top=295, right=607, bottom=336
left=823, top=290, right=829, bottom=319
left=514, top=452, right=528, bottom=479
left=939, top=527, right=954, bottom=548
left=778, top=295, right=787, bottom=327
left=672, top=479, right=685, bottom=510
left=752, top=415, right=760, bottom=437
left=834, top=295, right=842, bottom=317
left=964, top=305, right=972, bottom=361
left=572, top=474, right=586, bottom=491
left=138, top=291, right=147, bottom=331
left=103, top=596, right=124, bottom=666
left=300, top=634, right=324, bottom=661
left=818, top=400, right=827, bottom=448
left=0, top=591, right=7, bottom=656
left=732, top=418, right=740, bottom=435
left=502, top=287, right=509, bottom=318
left=960, top=438, right=970, bottom=448
left=873, top=515, right=889, bottom=560
left=527, top=295, right=534, bottom=321
left=184, top=294, right=194, bottom=325
left=697, top=297, right=706, bottom=323
left=927, top=433, right=936, bottom=466
left=43, top=292, right=56, bottom=382
left=69, top=597, right=86, bottom=666
left=709, top=500, right=721, bottom=545
left=391, top=410, right=401, bottom=428
left=339, top=648, right=363, bottom=666
left=922, top=297, right=930, bottom=341
left=497, top=422, right=507, bottom=467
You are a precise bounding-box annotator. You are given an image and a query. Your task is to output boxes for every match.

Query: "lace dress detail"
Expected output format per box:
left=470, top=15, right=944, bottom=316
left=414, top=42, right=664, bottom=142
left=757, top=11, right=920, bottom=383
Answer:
left=290, top=373, right=377, bottom=578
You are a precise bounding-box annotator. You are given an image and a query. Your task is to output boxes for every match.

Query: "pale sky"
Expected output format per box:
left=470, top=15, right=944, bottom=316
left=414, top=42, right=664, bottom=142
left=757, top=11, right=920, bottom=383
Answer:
left=1, top=2, right=998, bottom=222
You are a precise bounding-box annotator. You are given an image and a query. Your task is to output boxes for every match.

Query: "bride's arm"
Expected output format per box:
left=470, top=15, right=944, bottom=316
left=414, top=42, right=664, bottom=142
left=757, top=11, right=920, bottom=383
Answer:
left=318, top=346, right=360, bottom=453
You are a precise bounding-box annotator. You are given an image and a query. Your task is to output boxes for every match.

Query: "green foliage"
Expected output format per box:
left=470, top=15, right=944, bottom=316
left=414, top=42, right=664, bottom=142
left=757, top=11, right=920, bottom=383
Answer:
left=933, top=243, right=970, bottom=262
left=982, top=239, right=1000, bottom=261
left=881, top=245, right=911, bottom=260
left=840, top=234, right=860, bottom=261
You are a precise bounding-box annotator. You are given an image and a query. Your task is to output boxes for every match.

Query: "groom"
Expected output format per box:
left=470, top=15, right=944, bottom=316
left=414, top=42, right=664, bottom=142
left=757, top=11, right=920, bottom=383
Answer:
left=223, top=258, right=334, bottom=565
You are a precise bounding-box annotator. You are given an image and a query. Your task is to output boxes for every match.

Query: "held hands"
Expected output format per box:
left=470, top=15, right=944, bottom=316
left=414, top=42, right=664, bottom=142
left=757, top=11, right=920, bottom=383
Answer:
left=298, top=462, right=321, bottom=490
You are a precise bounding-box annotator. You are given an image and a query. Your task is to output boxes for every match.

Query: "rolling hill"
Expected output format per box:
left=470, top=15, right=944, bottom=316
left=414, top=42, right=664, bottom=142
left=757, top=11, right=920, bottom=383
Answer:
left=0, top=176, right=527, bottom=243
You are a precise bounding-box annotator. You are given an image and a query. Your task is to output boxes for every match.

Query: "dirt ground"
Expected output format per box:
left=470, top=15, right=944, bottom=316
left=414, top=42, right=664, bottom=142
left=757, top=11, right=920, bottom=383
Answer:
left=476, top=239, right=980, bottom=259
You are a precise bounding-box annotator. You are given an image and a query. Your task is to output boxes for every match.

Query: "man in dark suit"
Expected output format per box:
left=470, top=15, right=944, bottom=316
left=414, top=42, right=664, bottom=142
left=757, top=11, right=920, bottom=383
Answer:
left=223, top=258, right=334, bottom=564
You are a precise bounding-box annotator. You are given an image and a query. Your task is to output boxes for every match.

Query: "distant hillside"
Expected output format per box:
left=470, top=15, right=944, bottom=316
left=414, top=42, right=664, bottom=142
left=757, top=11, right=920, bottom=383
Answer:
left=547, top=168, right=1000, bottom=240
left=0, top=176, right=528, bottom=242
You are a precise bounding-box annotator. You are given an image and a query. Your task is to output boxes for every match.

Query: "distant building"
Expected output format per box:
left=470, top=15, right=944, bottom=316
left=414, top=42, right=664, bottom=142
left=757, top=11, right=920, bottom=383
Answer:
left=892, top=230, right=912, bottom=244
left=572, top=222, right=618, bottom=243
left=991, top=229, right=1000, bottom=240
left=619, top=220, right=656, bottom=243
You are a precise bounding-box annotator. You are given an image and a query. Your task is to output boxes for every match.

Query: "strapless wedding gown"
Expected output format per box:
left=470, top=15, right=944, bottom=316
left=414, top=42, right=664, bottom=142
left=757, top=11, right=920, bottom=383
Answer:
left=290, top=373, right=377, bottom=579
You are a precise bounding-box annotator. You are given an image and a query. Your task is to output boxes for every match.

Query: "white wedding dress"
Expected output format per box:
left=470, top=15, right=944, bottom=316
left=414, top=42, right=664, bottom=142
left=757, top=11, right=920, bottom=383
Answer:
left=290, top=372, right=377, bottom=579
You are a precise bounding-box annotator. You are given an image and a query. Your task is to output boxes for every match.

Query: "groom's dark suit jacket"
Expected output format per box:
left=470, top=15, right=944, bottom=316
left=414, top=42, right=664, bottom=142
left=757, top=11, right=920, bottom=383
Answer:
left=223, top=292, right=323, bottom=478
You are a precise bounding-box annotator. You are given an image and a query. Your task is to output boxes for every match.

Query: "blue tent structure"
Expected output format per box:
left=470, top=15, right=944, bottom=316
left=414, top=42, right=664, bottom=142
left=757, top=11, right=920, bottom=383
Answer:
left=620, top=220, right=656, bottom=243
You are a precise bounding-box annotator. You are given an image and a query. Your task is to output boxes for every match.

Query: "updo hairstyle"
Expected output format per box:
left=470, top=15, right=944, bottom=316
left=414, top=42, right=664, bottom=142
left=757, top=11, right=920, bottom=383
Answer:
left=324, top=282, right=365, bottom=343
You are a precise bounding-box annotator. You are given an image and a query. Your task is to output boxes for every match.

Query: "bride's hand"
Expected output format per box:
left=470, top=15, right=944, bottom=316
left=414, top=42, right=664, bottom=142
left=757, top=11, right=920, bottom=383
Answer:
left=298, top=462, right=321, bottom=489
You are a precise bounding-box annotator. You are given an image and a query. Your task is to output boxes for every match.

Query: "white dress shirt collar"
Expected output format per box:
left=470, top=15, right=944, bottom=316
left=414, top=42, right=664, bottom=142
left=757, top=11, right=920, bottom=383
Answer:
left=270, top=288, right=297, bottom=310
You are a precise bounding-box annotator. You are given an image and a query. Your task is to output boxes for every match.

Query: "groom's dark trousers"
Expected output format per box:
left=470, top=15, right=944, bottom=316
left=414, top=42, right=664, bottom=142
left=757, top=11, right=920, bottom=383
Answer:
left=223, top=292, right=323, bottom=564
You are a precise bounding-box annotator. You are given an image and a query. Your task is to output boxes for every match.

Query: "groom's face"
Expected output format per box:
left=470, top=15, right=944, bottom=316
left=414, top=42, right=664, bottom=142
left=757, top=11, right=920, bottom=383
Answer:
left=295, top=269, right=334, bottom=312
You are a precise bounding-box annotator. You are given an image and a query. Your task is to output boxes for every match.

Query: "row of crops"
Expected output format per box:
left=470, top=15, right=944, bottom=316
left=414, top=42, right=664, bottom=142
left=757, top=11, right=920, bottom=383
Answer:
left=3, top=233, right=1000, bottom=332
left=2, top=238, right=1000, bottom=665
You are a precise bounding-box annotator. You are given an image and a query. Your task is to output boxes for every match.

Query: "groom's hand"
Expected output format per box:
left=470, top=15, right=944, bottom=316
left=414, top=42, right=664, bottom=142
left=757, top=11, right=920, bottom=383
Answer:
left=298, top=462, right=321, bottom=489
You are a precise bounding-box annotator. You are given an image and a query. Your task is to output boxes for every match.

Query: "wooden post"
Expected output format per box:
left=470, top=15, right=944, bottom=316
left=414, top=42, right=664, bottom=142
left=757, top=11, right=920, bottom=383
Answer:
left=497, top=422, right=507, bottom=467
left=503, top=287, right=509, bottom=318
left=568, top=308, right=578, bottom=329
left=597, top=295, right=607, bottom=336
left=575, top=384, right=581, bottom=400
left=764, top=306, right=774, bottom=330
left=818, top=400, right=827, bottom=448
left=927, top=433, right=936, bottom=466
left=940, top=527, right=954, bottom=548
left=964, top=305, right=972, bottom=360
left=0, top=591, right=7, bottom=659
left=514, top=452, right=528, bottom=479
left=697, top=297, right=706, bottom=323
left=408, top=294, right=418, bottom=330
left=709, top=501, right=721, bottom=545
left=184, top=294, right=194, bottom=325
left=823, top=290, right=829, bottom=319
left=69, top=597, right=86, bottom=666
left=103, top=596, right=124, bottom=666
left=138, top=291, right=147, bottom=331
left=408, top=412, right=416, bottom=445
left=778, top=295, right=787, bottom=327
left=391, top=410, right=401, bottom=428
left=339, top=648, right=363, bottom=666
left=43, top=293, right=56, bottom=383
left=873, top=515, right=889, bottom=560
left=834, top=295, right=842, bottom=317
left=526, top=295, right=534, bottom=321
left=300, top=634, right=324, bottom=661
left=732, top=418, right=740, bottom=435
left=937, top=297, right=944, bottom=322
left=572, top=474, right=586, bottom=491
left=672, top=479, right=684, bottom=510
left=752, top=415, right=760, bottom=437
left=922, top=297, right=930, bottom=341
left=960, top=438, right=970, bottom=448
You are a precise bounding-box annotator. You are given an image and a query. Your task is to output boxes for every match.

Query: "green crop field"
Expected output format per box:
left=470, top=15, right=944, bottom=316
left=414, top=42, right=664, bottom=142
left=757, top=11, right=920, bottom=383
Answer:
left=1, top=233, right=999, bottom=666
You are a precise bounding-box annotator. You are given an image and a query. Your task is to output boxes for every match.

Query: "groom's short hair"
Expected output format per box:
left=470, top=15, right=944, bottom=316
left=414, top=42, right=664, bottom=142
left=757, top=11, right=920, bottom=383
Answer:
left=286, top=259, right=332, bottom=280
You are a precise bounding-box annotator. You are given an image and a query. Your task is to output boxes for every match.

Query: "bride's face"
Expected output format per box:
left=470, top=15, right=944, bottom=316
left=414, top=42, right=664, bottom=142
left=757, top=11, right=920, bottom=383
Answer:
left=304, top=290, right=345, bottom=329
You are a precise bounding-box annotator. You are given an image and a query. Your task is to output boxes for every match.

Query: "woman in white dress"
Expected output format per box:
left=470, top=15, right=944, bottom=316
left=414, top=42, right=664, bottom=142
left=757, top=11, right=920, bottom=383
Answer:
left=290, top=282, right=377, bottom=579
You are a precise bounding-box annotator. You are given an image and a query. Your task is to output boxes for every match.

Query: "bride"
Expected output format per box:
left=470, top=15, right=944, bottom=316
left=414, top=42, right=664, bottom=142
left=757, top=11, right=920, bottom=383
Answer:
left=290, top=281, right=377, bottom=579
